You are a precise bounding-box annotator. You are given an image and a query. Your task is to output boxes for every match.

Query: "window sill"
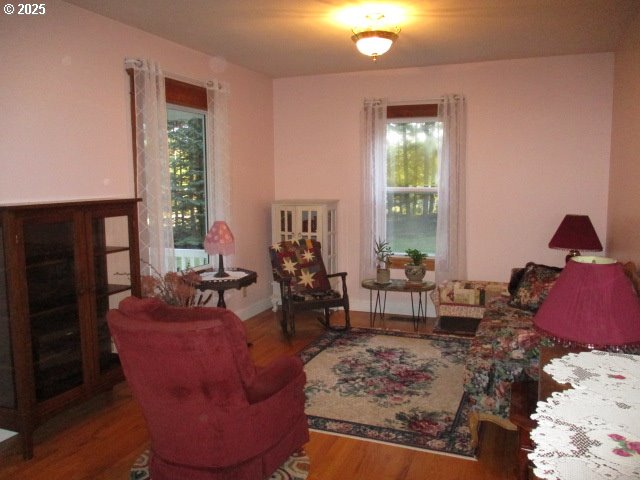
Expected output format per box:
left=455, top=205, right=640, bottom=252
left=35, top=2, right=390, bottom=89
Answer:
left=388, top=256, right=435, bottom=272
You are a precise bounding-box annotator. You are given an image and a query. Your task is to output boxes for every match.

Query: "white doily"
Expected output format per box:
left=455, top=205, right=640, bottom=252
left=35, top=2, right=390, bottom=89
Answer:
left=200, top=270, right=247, bottom=282
left=543, top=351, right=640, bottom=403
left=529, top=351, right=640, bottom=480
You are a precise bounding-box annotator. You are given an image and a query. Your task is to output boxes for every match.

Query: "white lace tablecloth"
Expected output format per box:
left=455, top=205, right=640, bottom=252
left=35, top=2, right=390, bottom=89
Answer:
left=529, top=351, right=640, bottom=480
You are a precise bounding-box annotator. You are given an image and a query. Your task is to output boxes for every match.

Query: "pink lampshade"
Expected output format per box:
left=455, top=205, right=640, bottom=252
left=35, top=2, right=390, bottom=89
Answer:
left=533, top=256, right=640, bottom=348
left=548, top=215, right=603, bottom=252
left=204, top=221, right=235, bottom=256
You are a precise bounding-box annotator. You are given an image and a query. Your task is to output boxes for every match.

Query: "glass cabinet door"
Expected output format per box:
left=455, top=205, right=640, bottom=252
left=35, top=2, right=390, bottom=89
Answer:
left=276, top=207, right=296, bottom=241
left=0, top=223, right=16, bottom=408
left=91, top=214, right=132, bottom=377
left=299, top=208, right=319, bottom=241
left=325, top=208, right=337, bottom=274
left=23, top=217, right=83, bottom=402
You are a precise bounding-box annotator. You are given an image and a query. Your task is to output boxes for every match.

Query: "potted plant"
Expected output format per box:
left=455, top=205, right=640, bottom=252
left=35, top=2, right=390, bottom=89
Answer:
left=404, top=248, right=427, bottom=283
left=374, top=238, right=392, bottom=284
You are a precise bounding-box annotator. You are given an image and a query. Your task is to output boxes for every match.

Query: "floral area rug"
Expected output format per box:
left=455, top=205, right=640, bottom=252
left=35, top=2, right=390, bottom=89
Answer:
left=130, top=449, right=309, bottom=479
left=300, top=328, right=475, bottom=458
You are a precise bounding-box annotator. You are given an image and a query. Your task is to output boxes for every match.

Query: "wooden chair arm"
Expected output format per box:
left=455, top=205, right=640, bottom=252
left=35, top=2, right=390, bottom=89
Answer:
left=327, top=271, right=349, bottom=296
left=326, top=271, right=348, bottom=280
left=273, top=272, right=292, bottom=285
left=272, top=273, right=294, bottom=301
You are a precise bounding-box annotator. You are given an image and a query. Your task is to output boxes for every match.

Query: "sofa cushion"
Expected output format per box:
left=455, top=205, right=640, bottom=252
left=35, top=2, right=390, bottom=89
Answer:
left=508, top=262, right=562, bottom=312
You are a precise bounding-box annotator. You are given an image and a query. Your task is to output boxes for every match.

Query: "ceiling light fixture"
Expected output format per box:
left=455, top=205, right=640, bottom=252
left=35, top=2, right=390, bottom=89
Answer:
left=351, top=12, right=401, bottom=62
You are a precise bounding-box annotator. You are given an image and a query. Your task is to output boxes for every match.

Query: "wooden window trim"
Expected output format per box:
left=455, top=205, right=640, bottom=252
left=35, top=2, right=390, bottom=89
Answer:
left=126, top=69, right=208, bottom=197
left=387, top=103, right=438, bottom=119
left=126, top=69, right=207, bottom=110
left=165, top=77, right=207, bottom=110
left=388, top=256, right=435, bottom=272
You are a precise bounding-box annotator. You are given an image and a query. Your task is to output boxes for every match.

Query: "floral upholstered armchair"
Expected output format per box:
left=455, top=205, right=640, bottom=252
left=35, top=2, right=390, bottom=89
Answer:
left=431, top=262, right=563, bottom=446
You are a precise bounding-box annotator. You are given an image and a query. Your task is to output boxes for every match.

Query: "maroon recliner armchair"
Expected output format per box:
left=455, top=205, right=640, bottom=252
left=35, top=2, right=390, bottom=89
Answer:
left=107, top=296, right=309, bottom=480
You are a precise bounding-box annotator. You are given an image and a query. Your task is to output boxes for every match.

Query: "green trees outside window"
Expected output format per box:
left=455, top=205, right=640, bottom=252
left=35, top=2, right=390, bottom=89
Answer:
left=167, top=108, right=207, bottom=250
left=386, top=120, right=442, bottom=255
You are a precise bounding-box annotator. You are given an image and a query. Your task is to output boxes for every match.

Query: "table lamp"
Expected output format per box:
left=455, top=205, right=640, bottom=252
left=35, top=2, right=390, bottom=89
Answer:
left=548, top=214, right=603, bottom=262
left=533, top=256, right=640, bottom=349
left=204, top=221, right=235, bottom=278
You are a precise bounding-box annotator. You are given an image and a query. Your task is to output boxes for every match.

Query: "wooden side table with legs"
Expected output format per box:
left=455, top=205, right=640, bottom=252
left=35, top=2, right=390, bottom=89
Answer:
left=196, top=267, right=257, bottom=308
left=361, top=279, right=435, bottom=329
left=509, top=380, right=538, bottom=480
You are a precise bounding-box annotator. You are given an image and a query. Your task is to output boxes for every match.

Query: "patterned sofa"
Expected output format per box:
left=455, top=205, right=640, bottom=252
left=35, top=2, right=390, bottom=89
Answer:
left=431, top=263, right=562, bottom=446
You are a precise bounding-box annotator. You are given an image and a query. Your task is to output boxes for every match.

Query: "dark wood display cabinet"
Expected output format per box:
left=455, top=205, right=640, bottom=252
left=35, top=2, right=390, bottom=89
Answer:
left=0, top=199, right=141, bottom=459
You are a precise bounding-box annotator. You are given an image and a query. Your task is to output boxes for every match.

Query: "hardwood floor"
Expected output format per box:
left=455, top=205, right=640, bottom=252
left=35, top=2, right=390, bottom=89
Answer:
left=0, top=309, right=518, bottom=480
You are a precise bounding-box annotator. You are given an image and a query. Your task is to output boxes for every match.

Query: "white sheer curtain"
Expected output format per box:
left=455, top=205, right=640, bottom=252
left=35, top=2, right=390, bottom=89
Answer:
left=435, top=95, right=467, bottom=283
left=125, top=58, right=175, bottom=275
left=205, top=81, right=234, bottom=268
left=360, top=98, right=388, bottom=281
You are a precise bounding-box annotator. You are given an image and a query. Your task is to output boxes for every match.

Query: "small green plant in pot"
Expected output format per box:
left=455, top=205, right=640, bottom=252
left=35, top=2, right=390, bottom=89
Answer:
left=404, top=248, right=427, bottom=283
left=374, top=238, right=392, bottom=284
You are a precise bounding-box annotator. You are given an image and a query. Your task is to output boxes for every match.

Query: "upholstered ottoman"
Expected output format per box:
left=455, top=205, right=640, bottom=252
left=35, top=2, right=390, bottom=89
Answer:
left=430, top=280, right=508, bottom=334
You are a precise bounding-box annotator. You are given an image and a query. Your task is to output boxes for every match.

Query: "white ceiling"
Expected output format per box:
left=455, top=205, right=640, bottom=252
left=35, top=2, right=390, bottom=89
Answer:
left=63, top=0, right=640, bottom=78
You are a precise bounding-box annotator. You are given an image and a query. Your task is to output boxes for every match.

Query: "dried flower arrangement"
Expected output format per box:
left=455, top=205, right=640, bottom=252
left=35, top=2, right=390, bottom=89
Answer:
left=141, top=263, right=212, bottom=307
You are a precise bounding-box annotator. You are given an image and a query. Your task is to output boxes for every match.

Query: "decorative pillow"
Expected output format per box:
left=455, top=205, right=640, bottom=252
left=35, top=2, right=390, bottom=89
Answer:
left=509, top=262, right=562, bottom=312
left=440, top=281, right=482, bottom=305
left=436, top=280, right=508, bottom=319
left=439, top=280, right=506, bottom=305
left=622, top=262, right=640, bottom=296
left=269, top=239, right=331, bottom=293
left=508, top=267, right=526, bottom=296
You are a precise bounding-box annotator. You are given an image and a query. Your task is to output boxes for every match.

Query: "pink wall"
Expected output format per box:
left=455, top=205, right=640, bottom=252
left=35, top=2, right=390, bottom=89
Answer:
left=0, top=0, right=275, bottom=317
left=608, top=10, right=640, bottom=265
left=273, top=54, right=614, bottom=313
left=0, top=1, right=623, bottom=319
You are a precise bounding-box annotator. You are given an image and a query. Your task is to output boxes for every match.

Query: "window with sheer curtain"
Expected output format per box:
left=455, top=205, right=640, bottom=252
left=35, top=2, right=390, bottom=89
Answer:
left=125, top=59, right=231, bottom=274
left=360, top=96, right=466, bottom=284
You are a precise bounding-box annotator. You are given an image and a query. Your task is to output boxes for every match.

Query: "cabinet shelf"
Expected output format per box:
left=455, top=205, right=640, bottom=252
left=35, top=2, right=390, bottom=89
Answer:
left=25, top=248, right=74, bottom=265
left=35, top=361, right=83, bottom=400
left=95, top=245, right=130, bottom=256
left=97, top=283, right=132, bottom=297
left=33, top=344, right=81, bottom=370
left=30, top=317, right=78, bottom=337
left=25, top=256, right=74, bottom=271
left=29, top=296, right=77, bottom=319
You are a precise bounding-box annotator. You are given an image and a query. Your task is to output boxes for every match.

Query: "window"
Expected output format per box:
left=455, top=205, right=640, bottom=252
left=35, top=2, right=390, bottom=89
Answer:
left=127, top=61, right=231, bottom=275
left=361, top=96, right=465, bottom=280
left=165, top=78, right=210, bottom=270
left=167, top=107, right=209, bottom=268
left=386, top=104, right=442, bottom=256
